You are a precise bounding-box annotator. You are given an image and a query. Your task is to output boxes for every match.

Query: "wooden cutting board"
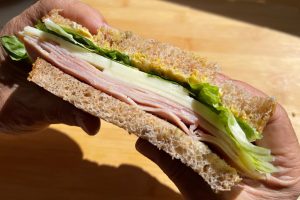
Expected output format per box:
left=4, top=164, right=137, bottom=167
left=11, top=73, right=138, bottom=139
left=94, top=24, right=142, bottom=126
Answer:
left=0, top=0, right=299, bottom=199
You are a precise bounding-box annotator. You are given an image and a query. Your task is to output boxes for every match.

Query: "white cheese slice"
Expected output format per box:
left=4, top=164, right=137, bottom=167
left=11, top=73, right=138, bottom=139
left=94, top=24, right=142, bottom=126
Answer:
left=22, top=26, right=217, bottom=123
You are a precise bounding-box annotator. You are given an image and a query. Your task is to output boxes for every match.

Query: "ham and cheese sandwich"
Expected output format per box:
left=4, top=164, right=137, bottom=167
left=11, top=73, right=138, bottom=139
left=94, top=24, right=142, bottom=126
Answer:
left=0, top=10, right=277, bottom=192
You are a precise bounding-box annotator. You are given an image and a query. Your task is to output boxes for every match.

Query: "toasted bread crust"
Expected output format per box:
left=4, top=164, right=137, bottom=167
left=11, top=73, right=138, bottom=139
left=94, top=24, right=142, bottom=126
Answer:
left=28, top=58, right=241, bottom=192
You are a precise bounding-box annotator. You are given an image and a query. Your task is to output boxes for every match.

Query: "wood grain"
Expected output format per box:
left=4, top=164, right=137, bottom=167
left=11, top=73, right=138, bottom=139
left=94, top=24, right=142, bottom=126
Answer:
left=0, top=0, right=299, bottom=199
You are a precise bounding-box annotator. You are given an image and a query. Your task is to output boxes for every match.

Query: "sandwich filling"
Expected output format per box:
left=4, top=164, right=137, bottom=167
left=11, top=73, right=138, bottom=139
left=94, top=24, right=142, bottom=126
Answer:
left=0, top=19, right=277, bottom=179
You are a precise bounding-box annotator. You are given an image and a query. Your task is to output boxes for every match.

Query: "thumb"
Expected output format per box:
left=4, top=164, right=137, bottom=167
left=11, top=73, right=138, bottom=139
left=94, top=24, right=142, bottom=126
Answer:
left=74, top=108, right=101, bottom=136
left=46, top=99, right=100, bottom=135
left=135, top=138, right=217, bottom=199
left=59, top=1, right=107, bottom=34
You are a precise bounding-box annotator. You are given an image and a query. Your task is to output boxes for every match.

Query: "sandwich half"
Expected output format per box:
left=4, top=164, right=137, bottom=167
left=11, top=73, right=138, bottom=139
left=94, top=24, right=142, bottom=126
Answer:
left=0, top=10, right=277, bottom=192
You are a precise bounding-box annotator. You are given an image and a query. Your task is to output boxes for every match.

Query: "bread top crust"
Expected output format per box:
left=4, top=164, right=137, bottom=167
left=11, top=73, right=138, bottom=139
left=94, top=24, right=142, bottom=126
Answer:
left=46, top=10, right=275, bottom=132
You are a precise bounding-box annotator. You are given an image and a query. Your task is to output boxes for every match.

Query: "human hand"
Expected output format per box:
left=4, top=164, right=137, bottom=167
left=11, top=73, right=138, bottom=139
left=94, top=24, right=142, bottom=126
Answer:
left=136, top=82, right=300, bottom=200
left=0, top=0, right=106, bottom=134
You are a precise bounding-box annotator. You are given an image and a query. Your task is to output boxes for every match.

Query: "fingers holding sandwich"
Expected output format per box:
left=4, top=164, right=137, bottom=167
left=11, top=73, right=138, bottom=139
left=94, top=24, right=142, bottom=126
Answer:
left=136, top=79, right=300, bottom=198
left=230, top=82, right=300, bottom=192
left=58, top=1, right=107, bottom=34
left=225, top=80, right=299, bottom=151
left=218, top=80, right=300, bottom=184
left=0, top=0, right=106, bottom=36
left=135, top=138, right=218, bottom=199
left=43, top=94, right=101, bottom=136
left=0, top=69, right=100, bottom=135
left=0, top=0, right=104, bottom=135
left=39, top=0, right=107, bottom=34
left=230, top=81, right=300, bottom=169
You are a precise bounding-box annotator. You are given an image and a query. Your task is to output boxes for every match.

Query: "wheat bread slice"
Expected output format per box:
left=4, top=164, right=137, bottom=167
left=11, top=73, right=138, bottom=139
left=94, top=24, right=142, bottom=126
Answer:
left=28, top=58, right=241, bottom=192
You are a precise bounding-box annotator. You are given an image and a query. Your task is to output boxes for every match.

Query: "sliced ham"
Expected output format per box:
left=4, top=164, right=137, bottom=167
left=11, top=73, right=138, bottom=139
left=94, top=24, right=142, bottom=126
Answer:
left=23, top=35, right=221, bottom=138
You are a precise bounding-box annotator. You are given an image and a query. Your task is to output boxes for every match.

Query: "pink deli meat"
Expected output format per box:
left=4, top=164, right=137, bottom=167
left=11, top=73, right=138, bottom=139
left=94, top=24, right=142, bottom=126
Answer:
left=23, top=35, right=221, bottom=138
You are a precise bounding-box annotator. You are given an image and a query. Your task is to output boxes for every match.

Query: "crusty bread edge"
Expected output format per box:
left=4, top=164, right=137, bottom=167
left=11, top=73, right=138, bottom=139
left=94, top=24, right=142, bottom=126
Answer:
left=28, top=58, right=241, bottom=192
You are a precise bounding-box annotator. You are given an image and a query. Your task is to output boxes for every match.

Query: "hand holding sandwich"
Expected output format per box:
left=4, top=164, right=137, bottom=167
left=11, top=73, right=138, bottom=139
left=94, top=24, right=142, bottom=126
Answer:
left=137, top=91, right=300, bottom=199
left=1, top=0, right=300, bottom=199
left=0, top=0, right=104, bottom=134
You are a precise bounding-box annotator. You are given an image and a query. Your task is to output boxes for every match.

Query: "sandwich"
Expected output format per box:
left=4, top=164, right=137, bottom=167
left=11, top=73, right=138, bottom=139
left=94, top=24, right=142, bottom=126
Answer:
left=0, top=10, right=277, bottom=192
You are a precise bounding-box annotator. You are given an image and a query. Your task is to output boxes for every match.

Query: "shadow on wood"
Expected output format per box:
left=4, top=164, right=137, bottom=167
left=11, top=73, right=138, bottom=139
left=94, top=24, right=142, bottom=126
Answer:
left=0, top=128, right=182, bottom=200
left=164, top=0, right=300, bottom=37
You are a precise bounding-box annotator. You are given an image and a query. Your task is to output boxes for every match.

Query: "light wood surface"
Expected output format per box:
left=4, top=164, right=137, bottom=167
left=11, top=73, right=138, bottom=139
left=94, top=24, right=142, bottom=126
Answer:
left=0, top=0, right=300, bottom=199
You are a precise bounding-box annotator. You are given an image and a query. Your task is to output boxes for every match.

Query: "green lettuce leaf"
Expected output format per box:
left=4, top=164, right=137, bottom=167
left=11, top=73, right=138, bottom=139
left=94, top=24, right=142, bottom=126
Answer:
left=189, top=81, right=221, bottom=109
left=63, top=27, right=131, bottom=65
left=188, top=78, right=276, bottom=177
left=188, top=78, right=262, bottom=142
left=0, top=36, right=28, bottom=61
left=41, top=19, right=130, bottom=65
left=35, top=20, right=48, bottom=32
left=237, top=118, right=262, bottom=142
